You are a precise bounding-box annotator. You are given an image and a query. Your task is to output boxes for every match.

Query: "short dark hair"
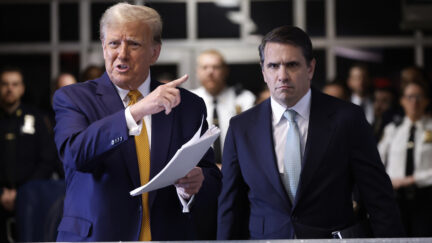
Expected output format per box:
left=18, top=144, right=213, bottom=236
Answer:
left=259, top=26, right=314, bottom=64
left=0, top=66, right=24, bottom=81
left=401, top=79, right=430, bottom=99
left=350, top=63, right=370, bottom=77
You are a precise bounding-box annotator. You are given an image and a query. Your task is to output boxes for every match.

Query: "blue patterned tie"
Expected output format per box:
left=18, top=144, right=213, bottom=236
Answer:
left=283, top=109, right=302, bottom=202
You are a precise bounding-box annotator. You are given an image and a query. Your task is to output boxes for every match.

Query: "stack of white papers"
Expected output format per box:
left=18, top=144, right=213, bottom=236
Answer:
left=130, top=120, right=220, bottom=196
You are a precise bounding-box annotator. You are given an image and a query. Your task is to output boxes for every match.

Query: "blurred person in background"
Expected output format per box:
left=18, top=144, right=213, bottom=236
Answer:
left=79, top=65, right=104, bottom=82
left=400, top=66, right=427, bottom=86
left=55, top=73, right=77, bottom=90
left=192, top=49, right=255, bottom=167
left=47, top=72, right=78, bottom=130
left=347, top=64, right=374, bottom=123
left=372, top=86, right=396, bottom=142
left=255, top=85, right=270, bottom=104
left=371, top=77, right=400, bottom=143
left=378, top=79, right=432, bottom=237
left=322, top=81, right=349, bottom=101
left=0, top=67, right=57, bottom=242
left=400, top=66, right=431, bottom=115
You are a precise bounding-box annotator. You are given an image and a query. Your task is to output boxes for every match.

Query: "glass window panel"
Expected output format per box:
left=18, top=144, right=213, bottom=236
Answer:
left=0, top=4, right=50, bottom=42
left=91, top=2, right=117, bottom=41
left=60, top=52, right=80, bottom=82
left=0, top=54, right=51, bottom=112
left=311, top=49, right=326, bottom=89
left=151, top=64, right=178, bottom=83
left=198, top=2, right=240, bottom=38
left=424, top=48, right=432, bottom=84
left=60, top=3, right=79, bottom=41
left=226, top=63, right=262, bottom=96
left=149, top=2, right=186, bottom=39
left=336, top=0, right=413, bottom=36
left=306, top=0, right=325, bottom=37
left=251, top=0, right=292, bottom=36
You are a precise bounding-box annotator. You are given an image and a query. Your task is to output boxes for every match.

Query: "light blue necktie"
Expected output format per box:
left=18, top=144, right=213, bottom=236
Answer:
left=283, top=109, right=302, bottom=202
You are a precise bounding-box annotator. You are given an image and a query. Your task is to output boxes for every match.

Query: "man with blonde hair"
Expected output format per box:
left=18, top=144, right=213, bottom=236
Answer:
left=192, top=49, right=255, bottom=166
left=53, top=3, right=221, bottom=241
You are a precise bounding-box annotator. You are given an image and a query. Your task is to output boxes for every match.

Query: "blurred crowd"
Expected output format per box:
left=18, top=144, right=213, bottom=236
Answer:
left=0, top=65, right=104, bottom=242
left=1, top=57, right=432, bottom=241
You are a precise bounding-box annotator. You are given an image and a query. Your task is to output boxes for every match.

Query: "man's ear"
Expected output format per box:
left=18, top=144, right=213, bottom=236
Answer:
left=307, top=58, right=316, bottom=80
left=150, top=44, right=162, bottom=65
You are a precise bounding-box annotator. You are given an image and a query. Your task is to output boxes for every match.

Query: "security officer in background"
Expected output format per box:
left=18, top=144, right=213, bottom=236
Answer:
left=192, top=50, right=255, bottom=167
left=378, top=79, right=432, bottom=237
left=0, top=67, right=57, bottom=242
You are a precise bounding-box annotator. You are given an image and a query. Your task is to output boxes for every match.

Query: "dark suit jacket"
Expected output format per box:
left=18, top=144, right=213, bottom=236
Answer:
left=0, top=104, right=58, bottom=243
left=217, top=89, right=404, bottom=239
left=53, top=73, right=221, bottom=241
left=0, top=104, right=57, bottom=188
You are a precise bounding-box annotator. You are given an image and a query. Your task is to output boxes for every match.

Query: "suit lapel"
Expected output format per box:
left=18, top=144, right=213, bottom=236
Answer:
left=253, top=99, right=292, bottom=207
left=148, top=79, right=174, bottom=209
left=95, top=73, right=125, bottom=113
left=95, top=73, right=141, bottom=189
left=294, top=89, right=335, bottom=207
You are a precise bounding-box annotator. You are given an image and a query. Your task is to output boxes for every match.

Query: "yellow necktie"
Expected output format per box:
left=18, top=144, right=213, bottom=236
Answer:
left=127, top=90, right=151, bottom=241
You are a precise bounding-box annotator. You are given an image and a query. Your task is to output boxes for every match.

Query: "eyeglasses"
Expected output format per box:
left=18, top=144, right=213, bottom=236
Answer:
left=403, top=94, right=426, bottom=101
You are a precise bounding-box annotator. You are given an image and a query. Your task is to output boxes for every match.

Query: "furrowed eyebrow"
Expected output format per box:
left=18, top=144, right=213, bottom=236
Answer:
left=266, top=62, right=279, bottom=67
left=284, top=61, right=300, bottom=66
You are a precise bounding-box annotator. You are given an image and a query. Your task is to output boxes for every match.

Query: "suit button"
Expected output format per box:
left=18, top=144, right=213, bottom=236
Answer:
left=111, top=140, right=115, bottom=145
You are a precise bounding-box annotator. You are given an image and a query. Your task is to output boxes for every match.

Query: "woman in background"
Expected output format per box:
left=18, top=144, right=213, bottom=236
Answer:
left=379, top=79, right=432, bottom=237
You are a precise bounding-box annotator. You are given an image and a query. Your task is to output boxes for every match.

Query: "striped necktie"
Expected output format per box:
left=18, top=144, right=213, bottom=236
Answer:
left=128, top=90, right=151, bottom=241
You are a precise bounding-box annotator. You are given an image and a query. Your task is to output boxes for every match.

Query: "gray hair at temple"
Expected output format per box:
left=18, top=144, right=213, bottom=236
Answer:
left=258, top=26, right=314, bottom=65
left=99, top=2, right=163, bottom=44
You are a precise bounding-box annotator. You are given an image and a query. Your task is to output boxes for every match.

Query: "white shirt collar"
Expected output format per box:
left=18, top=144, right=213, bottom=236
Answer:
left=202, top=86, right=228, bottom=101
left=351, top=93, right=371, bottom=106
left=271, top=89, right=311, bottom=124
left=402, top=115, right=428, bottom=130
left=113, top=72, right=151, bottom=103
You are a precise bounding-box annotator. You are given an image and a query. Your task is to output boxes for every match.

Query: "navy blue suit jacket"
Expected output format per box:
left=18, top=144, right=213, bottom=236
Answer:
left=217, top=89, right=404, bottom=239
left=53, top=73, right=221, bottom=241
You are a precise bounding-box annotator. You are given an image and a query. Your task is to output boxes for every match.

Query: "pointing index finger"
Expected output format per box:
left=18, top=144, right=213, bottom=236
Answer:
left=166, top=74, right=188, bottom=87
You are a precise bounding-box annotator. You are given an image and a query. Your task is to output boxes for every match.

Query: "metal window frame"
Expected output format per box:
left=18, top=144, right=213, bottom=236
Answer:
left=0, top=0, right=431, bottom=90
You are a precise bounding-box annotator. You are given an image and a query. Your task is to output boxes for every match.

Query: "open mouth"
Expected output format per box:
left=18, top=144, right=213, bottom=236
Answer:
left=116, top=64, right=129, bottom=72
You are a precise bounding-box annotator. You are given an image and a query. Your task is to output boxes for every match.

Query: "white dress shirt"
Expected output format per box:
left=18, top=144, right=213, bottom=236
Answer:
left=378, top=116, right=432, bottom=187
left=114, top=74, right=152, bottom=141
left=191, top=86, right=256, bottom=152
left=351, top=94, right=374, bottom=124
left=271, top=89, right=311, bottom=173
left=113, top=73, right=193, bottom=212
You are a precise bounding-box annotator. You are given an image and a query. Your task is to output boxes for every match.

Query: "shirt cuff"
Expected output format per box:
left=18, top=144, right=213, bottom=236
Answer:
left=125, top=107, right=142, bottom=136
left=176, top=187, right=195, bottom=213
